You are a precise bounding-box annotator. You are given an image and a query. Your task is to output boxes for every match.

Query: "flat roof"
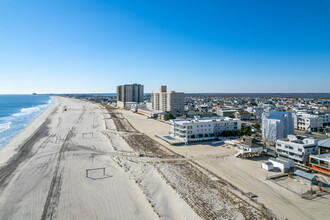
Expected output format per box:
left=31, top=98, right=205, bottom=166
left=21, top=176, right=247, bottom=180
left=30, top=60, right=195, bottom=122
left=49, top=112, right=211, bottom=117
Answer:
left=277, top=156, right=294, bottom=163
left=172, top=117, right=240, bottom=124
left=310, top=153, right=330, bottom=160
left=269, top=157, right=289, bottom=165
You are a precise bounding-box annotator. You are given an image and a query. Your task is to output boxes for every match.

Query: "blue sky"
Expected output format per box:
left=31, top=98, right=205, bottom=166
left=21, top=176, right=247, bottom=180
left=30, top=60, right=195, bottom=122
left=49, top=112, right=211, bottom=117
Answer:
left=0, top=0, right=329, bottom=94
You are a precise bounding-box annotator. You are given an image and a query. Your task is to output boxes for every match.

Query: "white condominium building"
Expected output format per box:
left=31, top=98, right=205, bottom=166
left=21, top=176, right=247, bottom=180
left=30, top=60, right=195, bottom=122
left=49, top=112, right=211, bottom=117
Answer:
left=152, top=85, right=184, bottom=115
left=216, top=108, right=237, bottom=117
left=170, top=116, right=241, bottom=142
left=276, top=135, right=318, bottom=164
left=293, top=112, right=323, bottom=132
left=246, top=107, right=264, bottom=119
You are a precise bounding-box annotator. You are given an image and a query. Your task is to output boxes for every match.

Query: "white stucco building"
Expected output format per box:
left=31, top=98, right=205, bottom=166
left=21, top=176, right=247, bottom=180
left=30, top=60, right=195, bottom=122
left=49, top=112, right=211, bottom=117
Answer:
left=293, top=112, right=323, bottom=132
left=246, top=107, right=264, bottom=119
left=216, top=108, right=237, bottom=117
left=276, top=135, right=318, bottom=164
left=170, top=116, right=241, bottom=142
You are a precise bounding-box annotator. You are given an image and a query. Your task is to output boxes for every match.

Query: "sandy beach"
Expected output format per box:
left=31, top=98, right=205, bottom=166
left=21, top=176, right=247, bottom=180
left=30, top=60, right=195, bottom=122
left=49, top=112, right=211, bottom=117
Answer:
left=0, top=97, right=275, bottom=220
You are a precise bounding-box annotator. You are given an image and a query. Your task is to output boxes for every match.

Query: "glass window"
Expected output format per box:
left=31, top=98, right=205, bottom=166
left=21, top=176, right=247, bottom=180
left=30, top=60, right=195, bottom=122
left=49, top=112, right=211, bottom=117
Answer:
left=320, top=160, right=329, bottom=167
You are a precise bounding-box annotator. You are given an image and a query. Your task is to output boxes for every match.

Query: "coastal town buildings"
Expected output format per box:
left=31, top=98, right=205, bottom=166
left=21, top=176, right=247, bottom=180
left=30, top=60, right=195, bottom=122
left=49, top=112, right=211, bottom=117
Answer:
left=262, top=111, right=294, bottom=143
left=216, top=108, right=237, bottom=117
left=318, top=138, right=330, bottom=154
left=317, top=113, right=330, bottom=126
left=234, top=110, right=252, bottom=120
left=117, top=83, right=144, bottom=108
left=246, top=107, right=263, bottom=119
left=293, top=112, right=323, bottom=132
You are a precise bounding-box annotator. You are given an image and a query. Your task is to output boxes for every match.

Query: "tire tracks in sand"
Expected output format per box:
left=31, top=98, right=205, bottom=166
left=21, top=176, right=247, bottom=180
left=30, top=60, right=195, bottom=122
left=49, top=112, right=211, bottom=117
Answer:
left=41, top=106, right=86, bottom=220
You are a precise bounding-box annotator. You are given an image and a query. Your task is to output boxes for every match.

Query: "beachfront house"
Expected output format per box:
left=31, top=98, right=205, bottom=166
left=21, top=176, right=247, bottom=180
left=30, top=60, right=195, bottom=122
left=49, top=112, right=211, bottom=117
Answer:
left=169, top=116, right=241, bottom=143
left=276, top=135, right=318, bottom=165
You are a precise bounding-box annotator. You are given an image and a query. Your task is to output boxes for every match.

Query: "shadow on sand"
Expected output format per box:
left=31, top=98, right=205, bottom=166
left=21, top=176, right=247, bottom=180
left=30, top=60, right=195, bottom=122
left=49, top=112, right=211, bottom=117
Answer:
left=87, top=174, right=113, bottom=180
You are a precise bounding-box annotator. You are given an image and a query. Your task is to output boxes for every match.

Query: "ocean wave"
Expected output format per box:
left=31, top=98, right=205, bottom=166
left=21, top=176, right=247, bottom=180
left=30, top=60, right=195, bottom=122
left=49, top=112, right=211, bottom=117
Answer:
left=11, top=99, right=53, bottom=118
left=12, top=106, right=41, bottom=117
left=0, top=96, right=54, bottom=149
left=0, top=122, right=12, bottom=134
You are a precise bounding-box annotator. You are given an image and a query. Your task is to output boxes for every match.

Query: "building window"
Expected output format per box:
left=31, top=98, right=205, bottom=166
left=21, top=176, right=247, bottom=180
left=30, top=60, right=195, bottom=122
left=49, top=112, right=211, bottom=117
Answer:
left=320, top=160, right=329, bottom=167
left=310, top=158, right=318, bottom=164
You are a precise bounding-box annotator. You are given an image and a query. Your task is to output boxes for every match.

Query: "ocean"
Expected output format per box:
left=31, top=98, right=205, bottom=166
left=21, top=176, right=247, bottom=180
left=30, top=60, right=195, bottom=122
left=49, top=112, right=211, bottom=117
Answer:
left=0, top=95, right=53, bottom=149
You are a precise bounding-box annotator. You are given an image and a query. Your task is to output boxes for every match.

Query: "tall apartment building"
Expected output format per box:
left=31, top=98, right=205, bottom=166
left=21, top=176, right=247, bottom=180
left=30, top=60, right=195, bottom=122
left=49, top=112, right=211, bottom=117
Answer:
left=117, top=83, right=144, bottom=108
left=262, top=111, right=294, bottom=143
left=152, top=85, right=184, bottom=115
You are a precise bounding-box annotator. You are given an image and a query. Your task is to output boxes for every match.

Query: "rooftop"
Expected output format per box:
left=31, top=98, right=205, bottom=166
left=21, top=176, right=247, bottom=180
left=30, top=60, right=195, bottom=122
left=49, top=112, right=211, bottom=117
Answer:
left=310, top=153, right=330, bottom=160
left=172, top=116, right=240, bottom=124
left=294, top=170, right=316, bottom=180
left=318, top=138, right=330, bottom=148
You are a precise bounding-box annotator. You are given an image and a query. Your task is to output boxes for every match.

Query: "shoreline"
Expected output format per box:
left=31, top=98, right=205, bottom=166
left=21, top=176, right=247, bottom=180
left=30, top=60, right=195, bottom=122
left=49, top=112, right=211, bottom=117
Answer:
left=0, top=97, right=162, bottom=219
left=0, top=97, right=268, bottom=219
left=3, top=97, right=325, bottom=219
left=0, top=97, right=58, bottom=166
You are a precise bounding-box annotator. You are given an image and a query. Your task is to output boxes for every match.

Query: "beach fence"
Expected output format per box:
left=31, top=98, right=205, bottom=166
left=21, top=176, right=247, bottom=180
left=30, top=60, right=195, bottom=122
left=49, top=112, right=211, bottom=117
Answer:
left=86, top=167, right=106, bottom=178
left=82, top=132, right=94, bottom=139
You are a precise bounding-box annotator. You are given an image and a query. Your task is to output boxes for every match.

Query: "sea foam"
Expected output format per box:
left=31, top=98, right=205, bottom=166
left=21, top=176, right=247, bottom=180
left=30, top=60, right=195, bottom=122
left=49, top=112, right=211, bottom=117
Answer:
left=12, top=107, right=41, bottom=117
left=0, top=122, right=11, bottom=134
left=0, top=96, right=54, bottom=149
